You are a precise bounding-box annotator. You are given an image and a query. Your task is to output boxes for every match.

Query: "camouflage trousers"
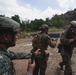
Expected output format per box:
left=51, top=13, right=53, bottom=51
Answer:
left=59, top=50, right=73, bottom=75
left=33, top=53, right=49, bottom=75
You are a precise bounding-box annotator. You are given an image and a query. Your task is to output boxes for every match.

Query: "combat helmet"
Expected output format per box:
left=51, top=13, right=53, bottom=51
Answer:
left=0, top=17, right=20, bottom=33
left=39, top=24, right=49, bottom=31
left=70, top=20, right=76, bottom=27
left=0, top=17, right=20, bottom=46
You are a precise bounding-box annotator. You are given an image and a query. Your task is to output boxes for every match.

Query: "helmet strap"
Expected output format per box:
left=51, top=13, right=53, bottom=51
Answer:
left=0, top=33, right=16, bottom=47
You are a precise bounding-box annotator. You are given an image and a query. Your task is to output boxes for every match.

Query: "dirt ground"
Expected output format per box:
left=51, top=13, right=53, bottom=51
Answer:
left=9, top=38, right=76, bottom=75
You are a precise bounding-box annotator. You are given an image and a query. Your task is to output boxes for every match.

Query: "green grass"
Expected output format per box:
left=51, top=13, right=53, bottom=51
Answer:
left=17, top=28, right=64, bottom=39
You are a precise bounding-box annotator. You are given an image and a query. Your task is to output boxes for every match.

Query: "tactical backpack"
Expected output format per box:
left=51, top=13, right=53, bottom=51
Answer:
left=32, top=34, right=41, bottom=49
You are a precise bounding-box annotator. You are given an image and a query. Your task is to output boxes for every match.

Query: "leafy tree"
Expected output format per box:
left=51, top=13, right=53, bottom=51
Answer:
left=11, top=15, right=21, bottom=24
left=1, top=8, right=76, bottom=32
left=0, top=15, right=5, bottom=17
left=30, top=19, right=44, bottom=31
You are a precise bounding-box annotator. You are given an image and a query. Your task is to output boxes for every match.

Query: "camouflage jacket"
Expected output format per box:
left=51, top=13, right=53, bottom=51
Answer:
left=59, top=28, right=76, bottom=53
left=0, top=48, right=32, bottom=75
left=32, top=32, right=56, bottom=51
left=60, top=28, right=76, bottom=47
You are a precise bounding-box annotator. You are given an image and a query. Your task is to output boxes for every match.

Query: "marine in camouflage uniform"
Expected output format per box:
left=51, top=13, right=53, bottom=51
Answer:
left=0, top=17, right=40, bottom=75
left=31, top=24, right=57, bottom=75
left=0, top=48, right=32, bottom=75
left=58, top=21, right=76, bottom=75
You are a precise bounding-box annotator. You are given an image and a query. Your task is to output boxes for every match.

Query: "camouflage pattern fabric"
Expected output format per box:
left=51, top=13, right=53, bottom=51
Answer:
left=32, top=32, right=56, bottom=75
left=58, top=26, right=76, bottom=75
left=32, top=32, right=56, bottom=50
left=0, top=48, right=32, bottom=75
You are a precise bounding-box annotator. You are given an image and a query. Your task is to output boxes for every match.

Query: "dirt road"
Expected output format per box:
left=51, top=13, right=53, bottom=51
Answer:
left=9, top=38, right=76, bottom=75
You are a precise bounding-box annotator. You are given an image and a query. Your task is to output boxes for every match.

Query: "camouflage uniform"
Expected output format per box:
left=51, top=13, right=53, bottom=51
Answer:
left=0, top=17, right=34, bottom=75
left=0, top=48, right=32, bottom=75
left=31, top=24, right=56, bottom=75
left=58, top=21, right=76, bottom=75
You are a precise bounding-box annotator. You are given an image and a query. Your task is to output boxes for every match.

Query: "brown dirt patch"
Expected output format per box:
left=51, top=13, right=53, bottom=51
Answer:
left=9, top=38, right=76, bottom=75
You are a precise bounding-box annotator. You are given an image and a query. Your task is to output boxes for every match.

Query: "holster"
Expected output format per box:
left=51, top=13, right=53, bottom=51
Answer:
left=31, top=48, right=49, bottom=60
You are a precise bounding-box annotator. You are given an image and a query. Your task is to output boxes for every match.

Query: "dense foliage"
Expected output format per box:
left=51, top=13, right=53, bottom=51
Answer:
left=0, top=8, right=76, bottom=32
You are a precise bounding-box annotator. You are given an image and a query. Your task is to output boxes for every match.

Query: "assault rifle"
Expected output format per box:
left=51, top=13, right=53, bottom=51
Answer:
left=48, top=32, right=60, bottom=42
left=48, top=32, right=60, bottom=38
